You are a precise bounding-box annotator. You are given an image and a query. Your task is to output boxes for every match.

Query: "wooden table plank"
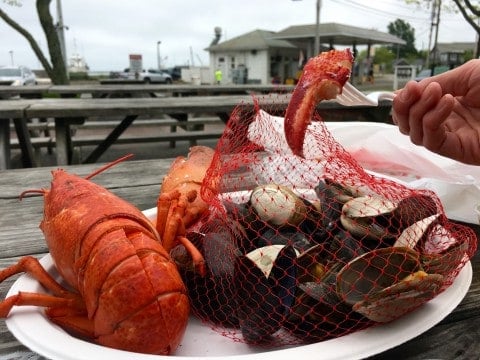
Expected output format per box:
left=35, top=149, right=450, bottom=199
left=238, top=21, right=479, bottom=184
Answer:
left=0, top=84, right=295, bottom=99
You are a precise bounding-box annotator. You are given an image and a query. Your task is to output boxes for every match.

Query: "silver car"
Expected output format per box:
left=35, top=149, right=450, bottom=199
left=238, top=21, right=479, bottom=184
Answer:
left=125, top=68, right=172, bottom=84
left=0, top=66, right=37, bottom=86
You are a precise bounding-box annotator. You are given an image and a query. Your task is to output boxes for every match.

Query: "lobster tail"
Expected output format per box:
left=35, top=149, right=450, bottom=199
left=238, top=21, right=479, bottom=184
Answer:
left=86, top=229, right=189, bottom=354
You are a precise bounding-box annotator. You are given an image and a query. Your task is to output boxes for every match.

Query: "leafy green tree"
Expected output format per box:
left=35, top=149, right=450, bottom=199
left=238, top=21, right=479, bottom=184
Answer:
left=0, top=0, right=69, bottom=84
left=387, top=19, right=418, bottom=59
left=406, top=0, right=480, bottom=57
left=373, top=47, right=396, bottom=72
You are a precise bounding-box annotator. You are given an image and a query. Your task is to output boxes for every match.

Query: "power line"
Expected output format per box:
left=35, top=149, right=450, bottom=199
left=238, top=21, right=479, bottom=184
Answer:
left=330, top=0, right=431, bottom=23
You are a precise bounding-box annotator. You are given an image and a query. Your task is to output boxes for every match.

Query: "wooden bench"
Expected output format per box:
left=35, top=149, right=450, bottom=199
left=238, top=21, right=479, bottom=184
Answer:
left=10, top=117, right=223, bottom=132
left=1, top=94, right=392, bottom=169
left=10, top=130, right=224, bottom=156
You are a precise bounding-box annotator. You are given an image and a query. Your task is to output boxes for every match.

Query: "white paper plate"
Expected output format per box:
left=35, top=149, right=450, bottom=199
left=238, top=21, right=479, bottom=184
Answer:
left=5, top=208, right=473, bottom=360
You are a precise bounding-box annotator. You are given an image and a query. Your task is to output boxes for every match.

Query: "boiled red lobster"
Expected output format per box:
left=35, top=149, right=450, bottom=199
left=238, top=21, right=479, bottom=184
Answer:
left=284, top=48, right=353, bottom=157
left=0, top=156, right=189, bottom=355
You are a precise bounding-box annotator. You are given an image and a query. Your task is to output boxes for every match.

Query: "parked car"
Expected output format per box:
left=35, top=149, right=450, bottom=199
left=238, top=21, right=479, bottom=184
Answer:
left=118, top=68, right=172, bottom=83
left=414, top=66, right=449, bottom=81
left=0, top=66, right=37, bottom=86
left=165, top=65, right=189, bottom=81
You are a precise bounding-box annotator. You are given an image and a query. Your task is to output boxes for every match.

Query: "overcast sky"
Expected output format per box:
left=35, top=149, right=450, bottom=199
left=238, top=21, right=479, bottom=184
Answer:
left=0, top=0, right=477, bottom=72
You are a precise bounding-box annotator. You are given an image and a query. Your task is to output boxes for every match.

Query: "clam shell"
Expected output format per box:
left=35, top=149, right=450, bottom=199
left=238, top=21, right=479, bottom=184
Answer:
left=250, top=184, right=307, bottom=227
left=394, top=214, right=441, bottom=249
left=336, top=247, right=421, bottom=306
left=352, top=271, right=444, bottom=322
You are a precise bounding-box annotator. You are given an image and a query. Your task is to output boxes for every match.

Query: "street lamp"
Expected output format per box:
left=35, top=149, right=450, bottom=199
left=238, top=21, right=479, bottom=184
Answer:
left=314, top=0, right=321, bottom=55
left=157, top=41, right=161, bottom=71
left=293, top=0, right=322, bottom=56
left=9, top=50, right=13, bottom=66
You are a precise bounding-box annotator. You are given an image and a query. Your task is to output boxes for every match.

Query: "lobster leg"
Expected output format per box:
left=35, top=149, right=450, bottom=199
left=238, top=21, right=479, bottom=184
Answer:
left=0, top=256, right=75, bottom=298
left=0, top=256, right=96, bottom=339
left=157, top=190, right=206, bottom=275
left=0, top=256, right=86, bottom=317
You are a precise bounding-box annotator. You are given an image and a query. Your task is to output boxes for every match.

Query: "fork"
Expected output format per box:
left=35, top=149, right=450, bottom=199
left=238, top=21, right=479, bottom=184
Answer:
left=336, top=82, right=395, bottom=106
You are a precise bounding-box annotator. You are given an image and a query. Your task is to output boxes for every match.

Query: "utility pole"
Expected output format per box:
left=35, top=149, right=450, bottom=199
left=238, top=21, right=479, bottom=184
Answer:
left=426, top=0, right=441, bottom=71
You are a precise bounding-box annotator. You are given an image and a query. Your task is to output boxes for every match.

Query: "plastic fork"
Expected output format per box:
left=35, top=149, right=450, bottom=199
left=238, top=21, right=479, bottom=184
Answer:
left=336, top=82, right=395, bottom=106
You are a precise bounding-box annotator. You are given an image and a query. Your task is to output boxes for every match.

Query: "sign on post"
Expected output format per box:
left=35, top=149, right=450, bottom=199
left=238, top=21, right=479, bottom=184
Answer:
left=129, top=54, right=143, bottom=78
left=393, top=65, right=416, bottom=90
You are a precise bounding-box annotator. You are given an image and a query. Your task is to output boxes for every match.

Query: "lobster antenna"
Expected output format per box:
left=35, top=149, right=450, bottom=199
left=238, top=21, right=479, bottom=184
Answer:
left=19, top=189, right=46, bottom=200
left=85, top=154, right=134, bottom=180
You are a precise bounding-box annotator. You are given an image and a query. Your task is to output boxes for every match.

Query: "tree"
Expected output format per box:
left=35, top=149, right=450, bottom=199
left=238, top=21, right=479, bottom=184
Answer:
left=387, top=19, right=418, bottom=59
left=407, top=0, right=480, bottom=58
left=0, top=0, right=69, bottom=84
left=372, top=47, right=396, bottom=72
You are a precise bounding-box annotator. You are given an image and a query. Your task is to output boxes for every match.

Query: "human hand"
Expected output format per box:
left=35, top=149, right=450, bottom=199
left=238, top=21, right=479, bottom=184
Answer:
left=392, top=59, right=480, bottom=165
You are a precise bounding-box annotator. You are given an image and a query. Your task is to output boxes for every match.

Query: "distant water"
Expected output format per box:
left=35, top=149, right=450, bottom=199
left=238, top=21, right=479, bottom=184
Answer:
left=88, top=71, right=111, bottom=77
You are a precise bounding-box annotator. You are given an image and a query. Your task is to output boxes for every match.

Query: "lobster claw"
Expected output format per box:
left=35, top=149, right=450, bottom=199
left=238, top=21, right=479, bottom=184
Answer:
left=156, top=146, right=215, bottom=276
left=284, top=49, right=353, bottom=158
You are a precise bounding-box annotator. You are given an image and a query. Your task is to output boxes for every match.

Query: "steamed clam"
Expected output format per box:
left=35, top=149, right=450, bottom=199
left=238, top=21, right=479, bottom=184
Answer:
left=336, top=247, right=444, bottom=322
left=250, top=184, right=308, bottom=227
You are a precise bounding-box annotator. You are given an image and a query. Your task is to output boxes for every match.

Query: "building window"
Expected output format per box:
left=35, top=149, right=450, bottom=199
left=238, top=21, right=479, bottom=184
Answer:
left=231, top=56, right=235, bottom=69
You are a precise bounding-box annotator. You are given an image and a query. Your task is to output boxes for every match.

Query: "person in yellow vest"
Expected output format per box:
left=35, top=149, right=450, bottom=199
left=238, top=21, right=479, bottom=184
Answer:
left=215, top=69, right=223, bottom=84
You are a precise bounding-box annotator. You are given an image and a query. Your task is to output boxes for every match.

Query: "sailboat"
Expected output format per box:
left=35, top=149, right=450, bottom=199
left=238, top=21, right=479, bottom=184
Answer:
left=68, top=39, right=89, bottom=74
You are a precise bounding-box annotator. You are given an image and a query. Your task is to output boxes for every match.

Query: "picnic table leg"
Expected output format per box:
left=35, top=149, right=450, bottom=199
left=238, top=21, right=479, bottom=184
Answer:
left=83, top=115, right=138, bottom=164
left=167, top=113, right=189, bottom=149
left=12, top=118, right=37, bottom=168
left=54, top=118, right=72, bottom=165
left=0, top=119, right=11, bottom=170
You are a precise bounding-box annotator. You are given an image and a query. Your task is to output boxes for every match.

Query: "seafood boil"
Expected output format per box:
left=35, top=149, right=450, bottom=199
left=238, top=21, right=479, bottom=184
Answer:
left=0, top=156, right=189, bottom=355
left=0, top=49, right=476, bottom=355
left=175, top=49, right=476, bottom=345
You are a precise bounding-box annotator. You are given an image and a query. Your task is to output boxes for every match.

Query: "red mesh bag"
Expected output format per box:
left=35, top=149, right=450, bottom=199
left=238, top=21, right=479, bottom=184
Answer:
left=173, top=52, right=477, bottom=347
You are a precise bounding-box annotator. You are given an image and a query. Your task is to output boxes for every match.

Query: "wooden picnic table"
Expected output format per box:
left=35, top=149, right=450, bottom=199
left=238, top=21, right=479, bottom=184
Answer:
left=0, top=84, right=295, bottom=99
left=0, top=158, right=478, bottom=359
left=0, top=94, right=393, bottom=170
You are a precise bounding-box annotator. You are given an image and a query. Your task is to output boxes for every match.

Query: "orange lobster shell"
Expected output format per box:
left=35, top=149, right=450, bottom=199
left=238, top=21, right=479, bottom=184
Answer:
left=0, top=159, right=189, bottom=355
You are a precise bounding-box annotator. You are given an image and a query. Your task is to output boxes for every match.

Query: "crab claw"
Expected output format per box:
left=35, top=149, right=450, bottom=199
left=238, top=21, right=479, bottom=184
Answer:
left=284, top=49, right=353, bottom=158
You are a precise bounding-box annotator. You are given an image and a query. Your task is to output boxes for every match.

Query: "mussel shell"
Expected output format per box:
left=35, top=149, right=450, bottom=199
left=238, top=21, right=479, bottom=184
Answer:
left=392, top=194, right=438, bottom=230
left=284, top=265, right=371, bottom=341
left=223, top=201, right=262, bottom=253
left=328, top=228, right=365, bottom=264
left=340, top=194, right=438, bottom=244
left=298, top=197, right=338, bottom=245
left=172, top=221, right=245, bottom=327
left=296, top=244, right=327, bottom=283
left=257, top=228, right=312, bottom=252
left=234, top=245, right=297, bottom=343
